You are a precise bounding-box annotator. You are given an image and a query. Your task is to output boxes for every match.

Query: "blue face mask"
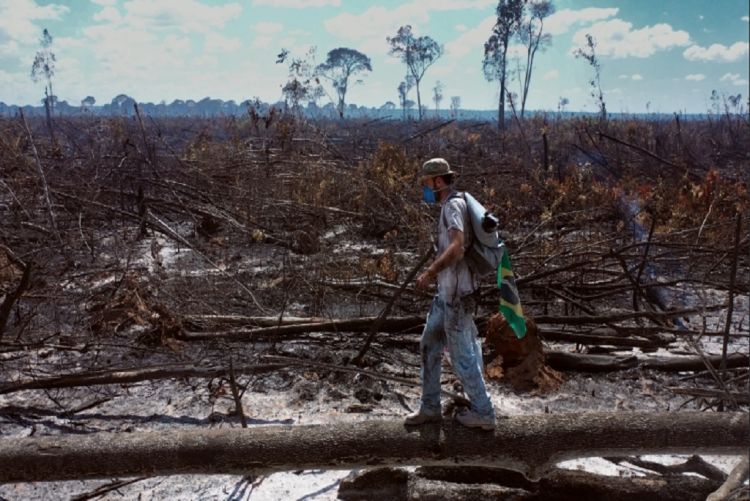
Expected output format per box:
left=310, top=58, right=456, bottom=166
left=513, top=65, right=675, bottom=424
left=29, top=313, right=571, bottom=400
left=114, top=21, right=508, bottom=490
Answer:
left=422, top=185, right=437, bottom=204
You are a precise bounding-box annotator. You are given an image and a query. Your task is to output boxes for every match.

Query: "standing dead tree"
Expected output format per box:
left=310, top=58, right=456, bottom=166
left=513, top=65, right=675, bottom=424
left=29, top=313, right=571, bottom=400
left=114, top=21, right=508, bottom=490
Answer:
left=30, top=28, right=56, bottom=141
left=388, top=25, right=443, bottom=121
left=484, top=0, right=524, bottom=129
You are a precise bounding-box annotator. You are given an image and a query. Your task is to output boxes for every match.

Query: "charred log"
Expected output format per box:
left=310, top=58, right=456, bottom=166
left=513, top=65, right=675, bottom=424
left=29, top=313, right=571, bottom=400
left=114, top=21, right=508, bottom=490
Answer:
left=0, top=412, right=746, bottom=483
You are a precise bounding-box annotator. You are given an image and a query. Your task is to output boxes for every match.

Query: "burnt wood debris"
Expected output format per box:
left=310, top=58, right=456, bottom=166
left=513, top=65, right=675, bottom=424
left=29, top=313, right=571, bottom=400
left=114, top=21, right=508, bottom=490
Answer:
left=0, top=109, right=748, bottom=498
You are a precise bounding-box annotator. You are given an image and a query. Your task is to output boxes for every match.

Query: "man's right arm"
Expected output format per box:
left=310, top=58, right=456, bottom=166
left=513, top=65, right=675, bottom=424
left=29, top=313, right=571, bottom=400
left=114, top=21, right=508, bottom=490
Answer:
left=416, top=228, right=465, bottom=290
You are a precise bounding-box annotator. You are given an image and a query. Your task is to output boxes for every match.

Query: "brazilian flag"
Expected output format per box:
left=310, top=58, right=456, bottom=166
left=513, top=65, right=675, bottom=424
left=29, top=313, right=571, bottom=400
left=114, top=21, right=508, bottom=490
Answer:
left=497, top=248, right=527, bottom=339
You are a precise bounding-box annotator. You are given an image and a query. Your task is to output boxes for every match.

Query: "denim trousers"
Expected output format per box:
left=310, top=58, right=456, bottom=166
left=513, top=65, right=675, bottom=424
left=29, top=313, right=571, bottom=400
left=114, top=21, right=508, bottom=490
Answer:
left=419, top=295, right=494, bottom=417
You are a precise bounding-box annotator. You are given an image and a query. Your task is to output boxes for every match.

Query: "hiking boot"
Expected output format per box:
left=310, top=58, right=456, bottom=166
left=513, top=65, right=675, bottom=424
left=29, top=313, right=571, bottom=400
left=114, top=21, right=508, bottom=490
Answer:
left=455, top=409, right=495, bottom=430
left=404, top=408, right=442, bottom=426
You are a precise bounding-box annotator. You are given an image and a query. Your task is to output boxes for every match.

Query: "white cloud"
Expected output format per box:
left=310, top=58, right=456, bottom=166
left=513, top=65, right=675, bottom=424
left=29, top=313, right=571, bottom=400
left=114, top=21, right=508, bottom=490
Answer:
left=436, top=14, right=528, bottom=82
left=120, top=0, right=242, bottom=33
left=93, top=6, right=121, bottom=23
left=0, top=40, right=19, bottom=57
left=543, top=69, right=559, bottom=80
left=455, top=24, right=468, bottom=32
left=325, top=5, right=429, bottom=44
left=545, top=7, right=619, bottom=36
left=55, top=36, right=85, bottom=50
left=572, top=20, right=690, bottom=58
left=251, top=22, right=284, bottom=48
left=720, top=73, right=749, bottom=86
left=720, top=73, right=740, bottom=81
left=410, top=0, right=494, bottom=9
left=252, top=0, right=340, bottom=7
left=698, top=15, right=704, bottom=20
left=251, top=36, right=273, bottom=49
left=204, top=32, right=241, bottom=52
left=254, top=21, right=283, bottom=35
left=742, top=16, right=749, bottom=22
left=72, top=0, right=246, bottom=98
left=0, top=0, right=69, bottom=50
left=685, top=73, right=705, bottom=81
left=90, top=0, right=117, bottom=5
left=632, top=74, right=643, bottom=81
left=683, top=42, right=749, bottom=62
left=325, top=0, right=495, bottom=48
left=444, top=15, right=495, bottom=60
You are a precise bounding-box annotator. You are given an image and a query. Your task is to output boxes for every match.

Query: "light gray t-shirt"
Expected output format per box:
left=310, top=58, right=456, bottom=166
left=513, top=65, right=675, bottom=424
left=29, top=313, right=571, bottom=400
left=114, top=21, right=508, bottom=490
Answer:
left=437, top=191, right=477, bottom=303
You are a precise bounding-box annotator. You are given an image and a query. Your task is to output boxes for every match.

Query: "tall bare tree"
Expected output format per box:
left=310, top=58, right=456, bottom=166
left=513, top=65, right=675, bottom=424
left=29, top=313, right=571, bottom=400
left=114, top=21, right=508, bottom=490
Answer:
left=483, top=0, right=524, bottom=130
left=387, top=25, right=443, bottom=121
left=315, top=48, right=372, bottom=119
left=574, top=34, right=607, bottom=121
left=450, top=96, right=461, bottom=118
left=518, top=0, right=555, bottom=118
left=432, top=81, right=443, bottom=117
left=30, top=28, right=56, bottom=138
left=276, top=47, right=323, bottom=116
left=397, top=76, right=414, bottom=121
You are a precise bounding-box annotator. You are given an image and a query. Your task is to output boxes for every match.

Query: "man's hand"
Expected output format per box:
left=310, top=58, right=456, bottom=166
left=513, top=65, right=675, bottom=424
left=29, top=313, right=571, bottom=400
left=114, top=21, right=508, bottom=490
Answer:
left=416, top=230, right=464, bottom=291
left=415, top=269, right=435, bottom=291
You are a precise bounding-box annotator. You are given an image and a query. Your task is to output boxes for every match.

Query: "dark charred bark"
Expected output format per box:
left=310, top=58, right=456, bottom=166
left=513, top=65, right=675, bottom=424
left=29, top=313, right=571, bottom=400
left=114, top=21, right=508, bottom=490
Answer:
left=340, top=464, right=724, bottom=501
left=0, top=412, right=746, bottom=483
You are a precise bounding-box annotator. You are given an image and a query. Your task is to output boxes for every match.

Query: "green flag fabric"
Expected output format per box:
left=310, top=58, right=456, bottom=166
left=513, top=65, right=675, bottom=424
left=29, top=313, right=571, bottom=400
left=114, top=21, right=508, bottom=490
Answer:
left=497, top=248, right=527, bottom=339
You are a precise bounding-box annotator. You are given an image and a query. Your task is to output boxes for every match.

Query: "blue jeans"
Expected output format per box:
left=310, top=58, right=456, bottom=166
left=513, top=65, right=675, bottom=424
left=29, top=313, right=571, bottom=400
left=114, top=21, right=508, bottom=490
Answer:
left=420, top=295, right=494, bottom=417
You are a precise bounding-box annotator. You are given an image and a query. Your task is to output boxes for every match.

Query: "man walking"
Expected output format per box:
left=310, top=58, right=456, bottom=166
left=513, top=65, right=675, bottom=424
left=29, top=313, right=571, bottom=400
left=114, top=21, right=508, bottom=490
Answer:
left=405, top=158, right=496, bottom=430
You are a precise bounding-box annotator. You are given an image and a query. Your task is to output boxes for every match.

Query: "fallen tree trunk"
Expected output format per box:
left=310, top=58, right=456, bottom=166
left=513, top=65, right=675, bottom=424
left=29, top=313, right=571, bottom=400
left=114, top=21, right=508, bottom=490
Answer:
left=547, top=352, right=749, bottom=373
left=178, top=316, right=426, bottom=340
left=179, top=308, right=726, bottom=342
left=707, top=455, right=749, bottom=501
left=546, top=352, right=639, bottom=372
left=641, top=352, right=749, bottom=372
left=0, top=412, right=746, bottom=483
left=540, top=329, right=672, bottom=348
left=339, top=465, right=725, bottom=501
left=178, top=320, right=671, bottom=350
left=3, top=352, right=747, bottom=396
left=0, top=363, right=284, bottom=395
left=667, top=387, right=750, bottom=404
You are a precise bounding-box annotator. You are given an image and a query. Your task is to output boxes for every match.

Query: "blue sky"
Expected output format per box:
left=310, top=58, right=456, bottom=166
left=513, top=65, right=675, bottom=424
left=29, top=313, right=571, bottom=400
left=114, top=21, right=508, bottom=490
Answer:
left=0, top=0, right=748, bottom=113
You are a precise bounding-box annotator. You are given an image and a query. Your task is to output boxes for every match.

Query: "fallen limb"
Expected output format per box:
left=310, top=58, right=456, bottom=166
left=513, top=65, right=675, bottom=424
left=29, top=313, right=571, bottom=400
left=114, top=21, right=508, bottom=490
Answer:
left=547, top=352, right=750, bottom=373
left=340, top=465, right=725, bottom=501
left=178, top=308, right=722, bottom=344
left=546, top=352, right=638, bottom=372
left=0, top=363, right=284, bottom=395
left=606, top=455, right=727, bottom=482
left=707, top=455, right=749, bottom=501
left=1, top=412, right=744, bottom=483
left=641, top=353, right=749, bottom=372
left=182, top=315, right=331, bottom=329
left=178, top=316, right=426, bottom=341
left=70, top=477, right=148, bottom=501
left=598, top=130, right=685, bottom=174
left=353, top=247, right=434, bottom=365
left=667, top=387, right=750, bottom=404
left=533, top=304, right=728, bottom=326
left=540, top=329, right=671, bottom=348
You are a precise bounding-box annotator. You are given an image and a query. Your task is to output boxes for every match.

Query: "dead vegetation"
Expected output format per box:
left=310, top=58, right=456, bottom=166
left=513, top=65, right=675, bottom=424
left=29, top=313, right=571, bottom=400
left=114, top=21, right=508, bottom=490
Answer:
left=0, top=109, right=748, bottom=497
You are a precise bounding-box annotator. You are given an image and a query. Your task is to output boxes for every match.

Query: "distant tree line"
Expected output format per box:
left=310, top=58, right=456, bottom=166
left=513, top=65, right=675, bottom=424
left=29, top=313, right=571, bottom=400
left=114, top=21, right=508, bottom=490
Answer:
left=0, top=95, right=412, bottom=119
left=16, top=1, right=743, bottom=124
